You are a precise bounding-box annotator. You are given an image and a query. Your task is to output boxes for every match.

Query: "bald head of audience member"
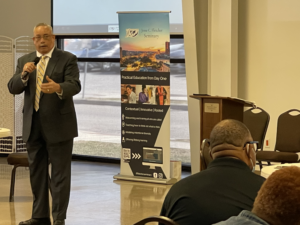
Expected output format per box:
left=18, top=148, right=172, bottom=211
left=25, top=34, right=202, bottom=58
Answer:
left=252, top=166, right=300, bottom=225
left=209, top=119, right=256, bottom=171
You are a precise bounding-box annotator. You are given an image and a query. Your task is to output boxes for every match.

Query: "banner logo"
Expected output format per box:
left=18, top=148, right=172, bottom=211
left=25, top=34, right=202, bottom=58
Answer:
left=126, top=29, right=139, bottom=38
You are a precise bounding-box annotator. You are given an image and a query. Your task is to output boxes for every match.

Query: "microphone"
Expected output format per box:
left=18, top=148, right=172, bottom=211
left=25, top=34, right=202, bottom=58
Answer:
left=21, top=57, right=41, bottom=80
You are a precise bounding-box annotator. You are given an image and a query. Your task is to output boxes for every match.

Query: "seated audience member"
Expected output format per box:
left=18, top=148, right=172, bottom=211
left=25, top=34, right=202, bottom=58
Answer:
left=213, top=166, right=300, bottom=225
left=160, top=119, right=265, bottom=225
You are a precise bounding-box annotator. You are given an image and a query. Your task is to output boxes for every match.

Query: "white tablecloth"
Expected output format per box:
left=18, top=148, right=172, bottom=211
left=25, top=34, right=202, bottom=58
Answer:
left=261, top=163, right=300, bottom=178
left=0, top=128, right=11, bottom=138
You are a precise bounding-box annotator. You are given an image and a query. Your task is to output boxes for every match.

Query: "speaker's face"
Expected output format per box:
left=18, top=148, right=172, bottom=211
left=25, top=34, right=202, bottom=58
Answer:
left=33, top=26, right=55, bottom=55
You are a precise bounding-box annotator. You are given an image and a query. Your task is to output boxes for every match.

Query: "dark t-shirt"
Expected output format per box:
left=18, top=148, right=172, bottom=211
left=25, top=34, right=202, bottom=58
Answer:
left=160, top=158, right=265, bottom=225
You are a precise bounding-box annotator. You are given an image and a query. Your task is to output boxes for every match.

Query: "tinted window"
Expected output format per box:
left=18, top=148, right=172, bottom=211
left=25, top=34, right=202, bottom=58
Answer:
left=64, top=38, right=185, bottom=58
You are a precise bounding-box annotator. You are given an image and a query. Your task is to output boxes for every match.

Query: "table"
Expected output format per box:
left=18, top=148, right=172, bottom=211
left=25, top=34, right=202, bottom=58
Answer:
left=0, top=128, right=11, bottom=153
left=0, top=128, right=11, bottom=138
left=261, top=163, right=300, bottom=178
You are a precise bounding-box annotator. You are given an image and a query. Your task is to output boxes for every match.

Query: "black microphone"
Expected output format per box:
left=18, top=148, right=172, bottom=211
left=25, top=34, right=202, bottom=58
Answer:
left=21, top=57, right=41, bottom=80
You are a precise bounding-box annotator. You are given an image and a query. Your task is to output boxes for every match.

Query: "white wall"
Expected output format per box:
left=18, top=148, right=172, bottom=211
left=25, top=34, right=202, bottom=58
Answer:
left=238, top=0, right=300, bottom=150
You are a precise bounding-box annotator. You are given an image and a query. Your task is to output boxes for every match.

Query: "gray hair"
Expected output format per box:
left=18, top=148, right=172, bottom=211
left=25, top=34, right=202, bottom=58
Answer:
left=33, top=23, right=53, bottom=33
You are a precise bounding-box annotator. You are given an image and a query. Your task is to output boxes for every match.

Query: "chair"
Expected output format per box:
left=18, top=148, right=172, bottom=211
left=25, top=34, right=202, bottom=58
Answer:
left=256, top=109, right=300, bottom=167
left=243, top=107, right=270, bottom=169
left=7, top=152, right=51, bottom=202
left=200, top=139, right=213, bottom=171
left=133, top=216, right=179, bottom=225
left=7, top=153, right=29, bottom=202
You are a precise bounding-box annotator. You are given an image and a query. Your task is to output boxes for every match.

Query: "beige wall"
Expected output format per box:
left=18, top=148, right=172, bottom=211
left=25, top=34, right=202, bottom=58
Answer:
left=0, top=0, right=51, bottom=38
left=209, top=0, right=238, bottom=97
left=238, top=0, right=300, bottom=150
left=182, top=0, right=208, bottom=173
left=184, top=0, right=300, bottom=171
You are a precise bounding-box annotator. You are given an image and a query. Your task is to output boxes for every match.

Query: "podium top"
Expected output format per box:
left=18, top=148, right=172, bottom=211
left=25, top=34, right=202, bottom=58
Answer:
left=190, top=94, right=256, bottom=108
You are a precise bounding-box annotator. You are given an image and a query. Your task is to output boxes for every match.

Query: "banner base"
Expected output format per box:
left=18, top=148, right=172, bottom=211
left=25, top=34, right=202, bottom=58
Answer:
left=113, top=174, right=177, bottom=185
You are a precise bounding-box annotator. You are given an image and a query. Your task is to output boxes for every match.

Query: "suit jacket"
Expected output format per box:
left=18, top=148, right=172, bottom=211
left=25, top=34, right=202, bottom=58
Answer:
left=8, top=48, right=81, bottom=143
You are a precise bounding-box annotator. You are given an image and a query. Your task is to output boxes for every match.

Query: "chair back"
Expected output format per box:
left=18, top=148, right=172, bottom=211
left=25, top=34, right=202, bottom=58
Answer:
left=133, top=216, right=179, bottom=225
left=275, top=109, right=300, bottom=153
left=243, top=107, right=270, bottom=150
left=200, top=139, right=213, bottom=171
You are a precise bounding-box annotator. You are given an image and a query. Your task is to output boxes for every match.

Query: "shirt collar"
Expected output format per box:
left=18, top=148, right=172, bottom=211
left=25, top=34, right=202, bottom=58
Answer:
left=36, top=46, right=55, bottom=58
left=208, top=157, right=251, bottom=171
left=239, top=210, right=270, bottom=225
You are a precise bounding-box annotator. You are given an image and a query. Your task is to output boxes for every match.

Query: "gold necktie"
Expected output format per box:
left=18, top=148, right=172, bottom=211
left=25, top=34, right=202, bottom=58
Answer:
left=34, top=56, right=47, bottom=111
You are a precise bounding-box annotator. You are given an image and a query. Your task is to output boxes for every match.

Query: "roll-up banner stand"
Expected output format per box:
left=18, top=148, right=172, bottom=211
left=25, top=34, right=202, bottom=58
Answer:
left=114, top=11, right=176, bottom=184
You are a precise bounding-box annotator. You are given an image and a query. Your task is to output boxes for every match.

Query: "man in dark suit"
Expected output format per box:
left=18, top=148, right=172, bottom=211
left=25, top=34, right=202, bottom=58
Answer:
left=8, top=23, right=81, bottom=225
left=160, top=119, right=265, bottom=225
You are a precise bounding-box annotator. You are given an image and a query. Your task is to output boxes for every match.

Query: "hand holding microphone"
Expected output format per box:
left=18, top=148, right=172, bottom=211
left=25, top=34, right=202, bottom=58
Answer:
left=21, top=57, right=40, bottom=80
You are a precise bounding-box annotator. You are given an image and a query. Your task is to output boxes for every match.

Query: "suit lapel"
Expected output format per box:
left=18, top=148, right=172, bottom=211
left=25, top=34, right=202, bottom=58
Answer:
left=40, top=48, right=60, bottom=98
left=44, top=48, right=60, bottom=81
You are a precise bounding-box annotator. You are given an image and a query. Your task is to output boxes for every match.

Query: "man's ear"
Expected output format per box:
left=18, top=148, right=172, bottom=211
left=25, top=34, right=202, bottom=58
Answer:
left=206, top=140, right=213, bottom=158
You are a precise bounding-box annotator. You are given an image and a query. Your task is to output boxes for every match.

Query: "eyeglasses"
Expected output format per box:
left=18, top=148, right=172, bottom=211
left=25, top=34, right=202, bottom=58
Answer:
left=33, top=35, right=52, bottom=41
left=244, top=141, right=259, bottom=152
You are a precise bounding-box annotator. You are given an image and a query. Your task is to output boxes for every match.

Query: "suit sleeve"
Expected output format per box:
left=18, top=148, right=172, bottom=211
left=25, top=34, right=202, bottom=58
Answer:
left=58, top=54, right=81, bottom=99
left=7, top=58, right=26, bottom=95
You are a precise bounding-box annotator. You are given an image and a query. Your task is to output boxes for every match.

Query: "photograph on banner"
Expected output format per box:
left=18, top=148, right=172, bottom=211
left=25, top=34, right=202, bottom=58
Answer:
left=121, top=84, right=170, bottom=105
left=155, top=85, right=170, bottom=105
left=121, top=84, right=137, bottom=104
left=119, top=13, right=170, bottom=72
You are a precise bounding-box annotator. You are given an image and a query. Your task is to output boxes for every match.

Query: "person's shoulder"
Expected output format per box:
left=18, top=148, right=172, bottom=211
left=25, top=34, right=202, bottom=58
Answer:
left=213, top=210, right=266, bottom=225
left=212, top=216, right=244, bottom=225
left=169, top=172, right=203, bottom=192
left=19, top=51, right=36, bottom=61
left=250, top=172, right=266, bottom=183
left=236, top=169, right=266, bottom=189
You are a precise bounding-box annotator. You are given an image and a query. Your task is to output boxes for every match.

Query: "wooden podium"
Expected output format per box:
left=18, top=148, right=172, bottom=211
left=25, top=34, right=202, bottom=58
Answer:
left=190, top=95, right=255, bottom=143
